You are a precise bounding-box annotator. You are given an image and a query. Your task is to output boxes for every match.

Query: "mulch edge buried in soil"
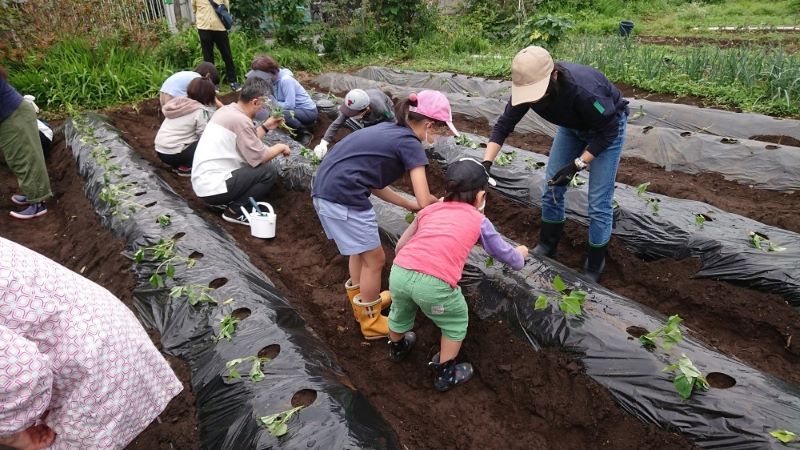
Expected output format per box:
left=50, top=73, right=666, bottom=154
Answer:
left=65, top=113, right=399, bottom=450
left=107, top=98, right=693, bottom=450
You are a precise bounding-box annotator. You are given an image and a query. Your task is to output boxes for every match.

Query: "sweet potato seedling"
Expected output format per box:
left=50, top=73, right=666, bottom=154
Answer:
left=694, top=214, right=706, bottom=229
left=748, top=231, right=787, bottom=252
left=258, top=406, right=305, bottom=437
left=770, top=430, right=797, bottom=444
left=639, top=315, right=684, bottom=350
left=523, top=157, right=545, bottom=170
left=405, top=211, right=416, bottom=224
left=134, top=239, right=197, bottom=288
left=663, top=354, right=709, bottom=400
left=568, top=174, right=585, bottom=189
left=214, top=314, right=240, bottom=342
left=157, top=214, right=171, bottom=228
left=269, top=102, right=297, bottom=137
left=534, top=275, right=587, bottom=315
left=494, top=151, right=516, bottom=166
left=454, top=134, right=479, bottom=149
left=484, top=256, right=494, bottom=267
left=635, top=182, right=660, bottom=214
left=169, top=284, right=217, bottom=306
left=298, top=146, right=321, bottom=166
left=225, top=356, right=270, bottom=382
left=99, top=182, right=147, bottom=220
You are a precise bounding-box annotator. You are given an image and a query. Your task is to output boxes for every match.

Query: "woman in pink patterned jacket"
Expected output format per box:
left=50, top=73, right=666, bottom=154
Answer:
left=0, top=237, right=182, bottom=449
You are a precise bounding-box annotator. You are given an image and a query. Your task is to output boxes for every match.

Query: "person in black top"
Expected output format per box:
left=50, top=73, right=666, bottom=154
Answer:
left=482, top=46, right=629, bottom=282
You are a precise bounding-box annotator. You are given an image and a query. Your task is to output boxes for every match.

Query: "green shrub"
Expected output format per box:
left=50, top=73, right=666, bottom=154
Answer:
left=513, top=14, right=573, bottom=48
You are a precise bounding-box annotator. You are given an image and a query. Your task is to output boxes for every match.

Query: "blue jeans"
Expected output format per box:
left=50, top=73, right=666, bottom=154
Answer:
left=541, top=115, right=627, bottom=247
left=284, top=107, right=318, bottom=130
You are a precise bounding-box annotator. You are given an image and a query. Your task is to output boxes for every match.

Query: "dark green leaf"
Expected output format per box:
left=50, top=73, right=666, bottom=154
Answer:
left=673, top=373, right=693, bottom=400
left=559, top=296, right=582, bottom=315
left=149, top=273, right=163, bottom=288
left=166, top=263, right=175, bottom=279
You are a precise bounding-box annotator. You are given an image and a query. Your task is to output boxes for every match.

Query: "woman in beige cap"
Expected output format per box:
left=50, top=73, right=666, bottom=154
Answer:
left=482, top=46, right=629, bottom=282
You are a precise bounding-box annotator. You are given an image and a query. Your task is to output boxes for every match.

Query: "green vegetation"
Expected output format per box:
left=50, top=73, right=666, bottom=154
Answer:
left=534, top=274, right=588, bottom=315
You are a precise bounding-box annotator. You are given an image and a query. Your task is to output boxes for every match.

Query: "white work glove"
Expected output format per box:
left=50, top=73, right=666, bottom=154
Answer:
left=313, top=140, right=329, bottom=159
left=23, top=95, right=40, bottom=114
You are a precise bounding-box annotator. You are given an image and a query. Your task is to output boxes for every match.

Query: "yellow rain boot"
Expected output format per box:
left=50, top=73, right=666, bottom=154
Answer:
left=352, top=293, right=389, bottom=340
left=345, top=278, right=391, bottom=322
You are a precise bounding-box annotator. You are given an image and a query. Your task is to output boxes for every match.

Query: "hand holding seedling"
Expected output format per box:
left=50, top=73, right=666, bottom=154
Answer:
left=263, top=115, right=284, bottom=130
left=549, top=160, right=582, bottom=187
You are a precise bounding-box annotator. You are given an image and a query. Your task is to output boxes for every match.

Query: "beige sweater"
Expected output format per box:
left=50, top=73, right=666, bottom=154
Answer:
left=192, top=0, right=230, bottom=31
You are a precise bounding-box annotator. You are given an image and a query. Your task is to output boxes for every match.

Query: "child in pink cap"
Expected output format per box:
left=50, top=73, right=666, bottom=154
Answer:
left=312, top=90, right=457, bottom=340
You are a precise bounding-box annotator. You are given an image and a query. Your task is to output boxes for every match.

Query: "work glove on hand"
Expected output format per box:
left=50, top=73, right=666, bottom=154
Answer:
left=548, top=160, right=582, bottom=187
left=314, top=140, right=329, bottom=159
left=481, top=160, right=493, bottom=174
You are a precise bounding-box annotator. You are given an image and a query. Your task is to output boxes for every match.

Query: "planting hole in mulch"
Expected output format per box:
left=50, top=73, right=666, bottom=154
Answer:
left=697, top=213, right=715, bottom=222
left=172, top=232, right=186, bottom=240
left=188, top=251, right=203, bottom=260
left=707, top=372, right=736, bottom=389
left=231, top=307, right=251, bottom=321
left=765, top=144, right=780, bottom=150
left=258, top=344, right=281, bottom=360
left=143, top=201, right=156, bottom=208
left=290, top=389, right=317, bottom=408
left=680, top=131, right=692, bottom=137
left=208, top=277, right=228, bottom=289
left=720, top=138, right=739, bottom=144
left=134, top=191, right=146, bottom=196
left=643, top=125, right=654, bottom=134
left=626, top=326, right=649, bottom=339
left=750, top=135, right=800, bottom=147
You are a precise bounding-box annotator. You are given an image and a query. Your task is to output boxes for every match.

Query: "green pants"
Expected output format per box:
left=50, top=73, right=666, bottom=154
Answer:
left=0, top=101, right=52, bottom=202
left=388, top=265, right=469, bottom=341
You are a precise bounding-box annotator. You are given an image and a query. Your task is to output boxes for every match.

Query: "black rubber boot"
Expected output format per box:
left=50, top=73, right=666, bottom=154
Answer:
left=429, top=353, right=473, bottom=392
left=533, top=221, right=565, bottom=258
left=388, top=332, right=416, bottom=362
left=583, top=243, right=608, bottom=282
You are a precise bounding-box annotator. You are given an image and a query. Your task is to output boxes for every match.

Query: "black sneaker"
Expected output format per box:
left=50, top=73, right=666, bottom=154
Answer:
left=388, top=332, right=416, bottom=362
left=429, top=353, right=473, bottom=392
left=221, top=208, right=248, bottom=225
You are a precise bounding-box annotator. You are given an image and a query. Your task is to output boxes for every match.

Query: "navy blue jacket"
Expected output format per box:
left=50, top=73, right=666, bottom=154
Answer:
left=490, top=62, right=629, bottom=156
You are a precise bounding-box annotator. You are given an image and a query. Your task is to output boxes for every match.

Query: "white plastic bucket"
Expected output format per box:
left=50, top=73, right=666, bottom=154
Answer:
left=241, top=202, right=276, bottom=239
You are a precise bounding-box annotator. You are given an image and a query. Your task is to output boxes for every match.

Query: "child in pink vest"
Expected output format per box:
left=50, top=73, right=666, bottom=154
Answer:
left=388, top=158, right=528, bottom=391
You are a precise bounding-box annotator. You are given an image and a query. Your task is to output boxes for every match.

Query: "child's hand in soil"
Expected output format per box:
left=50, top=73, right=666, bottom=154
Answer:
left=263, top=116, right=285, bottom=130
left=516, top=245, right=529, bottom=259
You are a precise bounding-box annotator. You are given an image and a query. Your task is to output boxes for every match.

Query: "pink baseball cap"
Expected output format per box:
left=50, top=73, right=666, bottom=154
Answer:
left=409, top=90, right=459, bottom=136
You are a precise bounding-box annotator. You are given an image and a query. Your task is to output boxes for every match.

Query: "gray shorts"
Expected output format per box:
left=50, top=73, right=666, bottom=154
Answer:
left=313, top=197, right=380, bottom=255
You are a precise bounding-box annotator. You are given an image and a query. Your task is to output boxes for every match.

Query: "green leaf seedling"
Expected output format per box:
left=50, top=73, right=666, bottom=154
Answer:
left=749, top=231, right=787, bottom=252
left=523, top=156, right=545, bottom=170
left=170, top=284, right=218, bottom=306
left=635, top=182, right=660, bottom=214
left=494, top=150, right=516, bottom=166
left=638, top=315, right=684, bottom=350
left=533, top=275, right=587, bottom=315
left=225, top=356, right=270, bottom=382
left=454, top=134, right=479, bottom=148
left=405, top=211, right=416, bottom=224
left=258, top=406, right=304, bottom=437
left=663, top=354, right=709, bottom=400
left=484, top=256, right=494, bottom=267
left=134, top=239, right=197, bottom=287
left=770, top=430, right=798, bottom=444
left=298, top=146, right=322, bottom=165
left=157, top=214, right=172, bottom=228
left=214, top=314, right=240, bottom=342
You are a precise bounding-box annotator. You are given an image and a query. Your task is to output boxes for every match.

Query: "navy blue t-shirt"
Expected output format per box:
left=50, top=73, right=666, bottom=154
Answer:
left=312, top=122, right=428, bottom=210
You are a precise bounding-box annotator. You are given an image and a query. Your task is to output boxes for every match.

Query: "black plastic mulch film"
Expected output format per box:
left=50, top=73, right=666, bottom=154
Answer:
left=312, top=70, right=800, bottom=191
left=64, top=113, right=399, bottom=450
left=430, top=136, right=800, bottom=306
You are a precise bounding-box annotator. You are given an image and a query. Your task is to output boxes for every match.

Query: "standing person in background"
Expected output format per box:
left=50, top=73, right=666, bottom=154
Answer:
left=191, top=77, right=290, bottom=225
left=482, top=46, right=629, bottom=282
left=0, top=237, right=182, bottom=449
left=311, top=90, right=456, bottom=340
left=313, top=88, right=396, bottom=159
left=159, top=61, right=222, bottom=107
left=192, top=0, right=240, bottom=92
left=155, top=77, right=218, bottom=176
left=0, top=66, right=52, bottom=220
left=246, top=55, right=318, bottom=145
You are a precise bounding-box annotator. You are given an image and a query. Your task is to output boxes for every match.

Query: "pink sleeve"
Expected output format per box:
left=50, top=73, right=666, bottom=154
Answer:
left=0, top=326, right=52, bottom=438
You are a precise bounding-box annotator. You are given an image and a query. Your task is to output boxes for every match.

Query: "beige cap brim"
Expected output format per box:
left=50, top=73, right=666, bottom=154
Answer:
left=511, top=75, right=551, bottom=106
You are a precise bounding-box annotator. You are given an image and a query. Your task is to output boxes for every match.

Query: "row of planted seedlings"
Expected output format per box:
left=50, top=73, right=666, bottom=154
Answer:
left=65, top=113, right=397, bottom=449
left=436, top=133, right=800, bottom=307
left=312, top=72, right=800, bottom=191
left=264, top=120, right=800, bottom=447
